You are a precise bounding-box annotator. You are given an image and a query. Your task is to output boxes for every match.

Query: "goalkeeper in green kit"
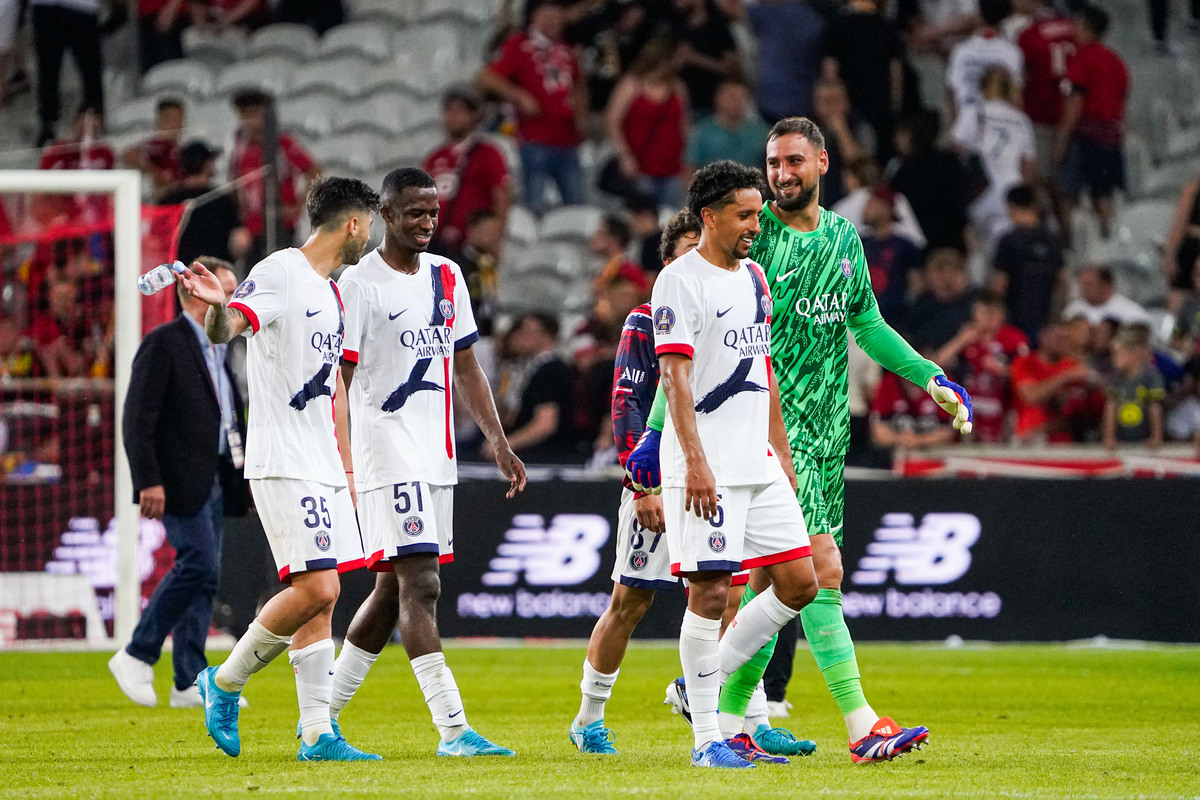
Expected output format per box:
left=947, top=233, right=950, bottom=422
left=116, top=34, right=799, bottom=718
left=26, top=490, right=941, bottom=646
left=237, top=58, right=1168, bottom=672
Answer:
left=627, top=118, right=973, bottom=764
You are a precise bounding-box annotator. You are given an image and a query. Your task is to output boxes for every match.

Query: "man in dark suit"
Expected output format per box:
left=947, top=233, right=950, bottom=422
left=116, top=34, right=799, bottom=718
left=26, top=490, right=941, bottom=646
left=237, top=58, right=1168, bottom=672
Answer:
left=109, top=257, right=250, bottom=708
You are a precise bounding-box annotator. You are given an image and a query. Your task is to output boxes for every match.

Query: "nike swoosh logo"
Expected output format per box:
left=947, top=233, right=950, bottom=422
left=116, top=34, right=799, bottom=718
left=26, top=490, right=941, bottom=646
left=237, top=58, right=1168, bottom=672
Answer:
left=328, top=670, right=335, bottom=676
left=775, top=267, right=799, bottom=282
left=697, top=669, right=718, bottom=678
left=253, top=650, right=269, bottom=664
left=716, top=307, right=732, bottom=318
left=449, top=710, right=462, bottom=718
left=306, top=309, right=321, bottom=317
left=389, top=309, right=407, bottom=320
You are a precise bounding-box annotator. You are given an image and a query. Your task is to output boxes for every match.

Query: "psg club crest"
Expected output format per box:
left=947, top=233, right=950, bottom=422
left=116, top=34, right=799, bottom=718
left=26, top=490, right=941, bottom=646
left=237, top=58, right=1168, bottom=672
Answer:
left=840, top=258, right=853, bottom=279
left=233, top=279, right=255, bottom=299
left=439, top=299, right=455, bottom=319
left=403, top=516, right=424, bottom=536
left=760, top=295, right=772, bottom=316
left=708, top=531, right=726, bottom=553
left=314, top=531, right=331, bottom=552
left=629, top=550, right=649, bottom=572
left=654, top=306, right=676, bottom=334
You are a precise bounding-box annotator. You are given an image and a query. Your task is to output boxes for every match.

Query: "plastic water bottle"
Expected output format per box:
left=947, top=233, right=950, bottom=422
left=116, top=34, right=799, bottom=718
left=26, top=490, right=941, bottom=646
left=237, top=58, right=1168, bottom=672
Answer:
left=137, top=260, right=187, bottom=296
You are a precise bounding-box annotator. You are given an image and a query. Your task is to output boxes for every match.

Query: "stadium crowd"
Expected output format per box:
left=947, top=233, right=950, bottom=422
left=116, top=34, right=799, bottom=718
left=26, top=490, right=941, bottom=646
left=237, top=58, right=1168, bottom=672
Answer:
left=3, top=0, right=1200, bottom=467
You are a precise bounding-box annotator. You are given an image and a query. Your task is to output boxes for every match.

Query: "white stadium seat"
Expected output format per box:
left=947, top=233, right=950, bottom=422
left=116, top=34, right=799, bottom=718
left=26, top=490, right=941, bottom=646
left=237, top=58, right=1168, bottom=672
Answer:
left=182, top=27, right=248, bottom=64
left=349, top=0, right=418, bottom=26
left=505, top=206, right=538, bottom=245
left=539, top=206, right=604, bottom=242
left=142, top=59, right=215, bottom=98
left=213, top=56, right=295, bottom=97
left=330, top=91, right=406, bottom=136
left=309, top=131, right=386, bottom=173
left=247, top=23, right=319, bottom=61
left=107, top=96, right=162, bottom=134
left=392, top=23, right=461, bottom=76
left=320, top=22, right=394, bottom=61
left=277, top=93, right=338, bottom=138
left=289, top=58, right=367, bottom=97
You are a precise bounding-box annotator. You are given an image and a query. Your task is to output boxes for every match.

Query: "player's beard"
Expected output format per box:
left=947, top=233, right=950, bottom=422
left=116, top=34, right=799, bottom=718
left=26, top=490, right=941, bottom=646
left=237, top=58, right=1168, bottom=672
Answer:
left=773, top=179, right=818, bottom=212
left=340, top=231, right=370, bottom=265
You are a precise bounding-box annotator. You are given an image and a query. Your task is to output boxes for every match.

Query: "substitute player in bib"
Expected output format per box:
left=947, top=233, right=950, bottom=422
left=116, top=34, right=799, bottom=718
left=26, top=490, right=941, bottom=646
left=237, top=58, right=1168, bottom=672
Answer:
left=326, top=168, right=526, bottom=757
left=180, top=177, right=382, bottom=762
left=633, top=119, right=973, bottom=763
left=653, top=160, right=821, bottom=769
left=568, top=209, right=701, bottom=756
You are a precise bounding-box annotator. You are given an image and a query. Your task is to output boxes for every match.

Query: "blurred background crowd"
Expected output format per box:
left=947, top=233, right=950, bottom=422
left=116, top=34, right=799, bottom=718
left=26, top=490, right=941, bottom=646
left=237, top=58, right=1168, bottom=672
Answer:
left=3, top=0, right=1200, bottom=468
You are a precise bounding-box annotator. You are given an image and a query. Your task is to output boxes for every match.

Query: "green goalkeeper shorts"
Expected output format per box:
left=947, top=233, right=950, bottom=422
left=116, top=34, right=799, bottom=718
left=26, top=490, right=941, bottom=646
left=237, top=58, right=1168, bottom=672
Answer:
left=792, top=450, right=846, bottom=546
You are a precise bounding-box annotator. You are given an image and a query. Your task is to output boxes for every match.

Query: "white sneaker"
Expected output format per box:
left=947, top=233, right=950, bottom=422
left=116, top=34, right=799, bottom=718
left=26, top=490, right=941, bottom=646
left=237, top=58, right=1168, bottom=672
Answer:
left=108, top=649, right=157, bottom=707
left=765, top=700, right=793, bottom=718
left=170, top=684, right=248, bottom=709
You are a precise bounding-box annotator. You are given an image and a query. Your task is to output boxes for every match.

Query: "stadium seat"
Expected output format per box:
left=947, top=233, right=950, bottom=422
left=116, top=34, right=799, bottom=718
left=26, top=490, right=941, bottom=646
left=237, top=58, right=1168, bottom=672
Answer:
left=419, top=0, right=496, bottom=25
left=497, top=272, right=573, bottom=313
left=330, top=91, right=406, bottom=136
left=289, top=58, right=367, bottom=97
left=182, top=27, right=248, bottom=64
left=375, top=127, right=443, bottom=172
left=320, top=21, right=394, bottom=61
left=1118, top=199, right=1177, bottom=249
left=506, top=206, right=538, bottom=245
left=107, top=96, right=161, bottom=135
left=1124, top=133, right=1186, bottom=199
left=277, top=93, right=337, bottom=138
left=540, top=206, right=604, bottom=242
left=392, top=23, right=463, bottom=76
left=213, top=56, right=295, bottom=98
left=512, top=240, right=590, bottom=279
left=184, top=99, right=239, bottom=148
left=247, top=23, right=319, bottom=61
left=142, top=59, right=216, bottom=99
left=309, top=131, right=386, bottom=174
left=349, top=0, right=418, bottom=26
left=1151, top=95, right=1200, bottom=163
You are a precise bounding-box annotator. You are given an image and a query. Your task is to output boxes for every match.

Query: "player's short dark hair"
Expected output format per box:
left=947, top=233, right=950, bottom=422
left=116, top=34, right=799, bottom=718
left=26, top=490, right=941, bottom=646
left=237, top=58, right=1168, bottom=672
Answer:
left=659, top=208, right=701, bottom=264
left=975, top=289, right=1006, bottom=310
left=979, top=0, right=1010, bottom=27
left=1005, top=184, right=1037, bottom=209
left=517, top=310, right=560, bottom=339
left=1075, top=4, right=1110, bottom=37
left=156, top=97, right=184, bottom=114
left=598, top=213, right=631, bottom=248
left=231, top=89, right=273, bottom=110
left=1114, top=323, right=1151, bottom=348
left=381, top=167, right=437, bottom=206
left=767, top=116, right=825, bottom=152
left=306, top=176, right=381, bottom=230
left=686, top=160, right=768, bottom=220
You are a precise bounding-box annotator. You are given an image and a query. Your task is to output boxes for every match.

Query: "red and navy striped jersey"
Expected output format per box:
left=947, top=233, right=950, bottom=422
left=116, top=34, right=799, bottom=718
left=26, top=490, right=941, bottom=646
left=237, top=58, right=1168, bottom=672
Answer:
left=611, top=303, right=658, bottom=493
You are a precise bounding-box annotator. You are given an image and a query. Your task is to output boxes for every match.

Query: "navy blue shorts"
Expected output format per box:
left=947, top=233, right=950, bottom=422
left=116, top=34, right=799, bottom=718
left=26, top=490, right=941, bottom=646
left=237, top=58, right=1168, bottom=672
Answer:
left=1059, top=137, right=1126, bottom=200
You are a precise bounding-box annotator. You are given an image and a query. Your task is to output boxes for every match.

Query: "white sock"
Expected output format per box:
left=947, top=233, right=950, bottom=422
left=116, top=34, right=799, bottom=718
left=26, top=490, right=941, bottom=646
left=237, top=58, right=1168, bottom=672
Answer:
left=575, top=660, right=618, bottom=728
left=215, top=620, right=291, bottom=692
left=745, top=681, right=770, bottom=734
left=717, top=711, right=743, bottom=739
left=330, top=640, right=379, bottom=721
left=845, top=705, right=879, bottom=742
left=411, top=652, right=467, bottom=743
left=289, top=639, right=336, bottom=746
left=719, top=586, right=799, bottom=678
left=680, top=609, right=722, bottom=749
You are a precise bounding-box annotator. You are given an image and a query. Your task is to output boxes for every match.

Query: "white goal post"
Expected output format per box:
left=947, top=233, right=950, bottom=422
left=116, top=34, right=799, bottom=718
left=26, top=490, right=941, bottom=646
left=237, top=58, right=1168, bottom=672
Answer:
left=0, top=169, right=142, bottom=646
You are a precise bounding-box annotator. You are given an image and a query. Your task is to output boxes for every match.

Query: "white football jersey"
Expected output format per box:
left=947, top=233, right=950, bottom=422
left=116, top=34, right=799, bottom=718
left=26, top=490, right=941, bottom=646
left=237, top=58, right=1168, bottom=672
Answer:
left=946, top=33, right=1024, bottom=114
left=651, top=248, right=775, bottom=488
left=339, top=249, right=479, bottom=489
left=227, top=248, right=347, bottom=488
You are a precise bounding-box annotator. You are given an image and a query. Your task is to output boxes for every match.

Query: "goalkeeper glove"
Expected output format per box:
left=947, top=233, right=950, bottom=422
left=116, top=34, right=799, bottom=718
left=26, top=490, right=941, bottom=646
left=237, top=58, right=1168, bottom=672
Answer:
left=625, top=428, right=662, bottom=494
left=927, top=375, right=973, bottom=434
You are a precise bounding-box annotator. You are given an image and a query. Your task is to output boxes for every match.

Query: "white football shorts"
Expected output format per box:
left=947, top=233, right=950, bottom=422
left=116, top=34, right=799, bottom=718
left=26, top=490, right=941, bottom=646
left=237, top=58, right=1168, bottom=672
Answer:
left=611, top=487, right=678, bottom=591
left=251, top=478, right=365, bottom=582
left=358, top=481, right=454, bottom=572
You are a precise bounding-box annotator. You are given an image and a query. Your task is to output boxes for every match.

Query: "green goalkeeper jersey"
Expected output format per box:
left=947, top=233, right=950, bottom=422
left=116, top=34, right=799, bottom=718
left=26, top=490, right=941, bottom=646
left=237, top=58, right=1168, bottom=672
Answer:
left=753, top=204, right=941, bottom=457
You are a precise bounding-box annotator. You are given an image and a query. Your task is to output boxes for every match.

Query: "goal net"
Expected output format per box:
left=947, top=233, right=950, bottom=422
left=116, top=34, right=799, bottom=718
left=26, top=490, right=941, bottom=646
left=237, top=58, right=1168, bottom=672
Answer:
left=0, top=169, right=178, bottom=649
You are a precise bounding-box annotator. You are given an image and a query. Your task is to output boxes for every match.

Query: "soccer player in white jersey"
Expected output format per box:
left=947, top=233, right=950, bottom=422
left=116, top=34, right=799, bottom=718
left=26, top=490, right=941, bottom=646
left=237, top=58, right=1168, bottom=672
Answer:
left=326, top=168, right=526, bottom=757
left=650, top=160, right=819, bottom=768
left=180, top=177, right=382, bottom=762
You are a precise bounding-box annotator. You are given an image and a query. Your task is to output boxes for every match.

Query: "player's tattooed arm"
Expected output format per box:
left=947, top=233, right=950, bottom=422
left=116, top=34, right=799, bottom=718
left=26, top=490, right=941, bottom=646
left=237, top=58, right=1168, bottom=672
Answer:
left=767, top=363, right=799, bottom=494
left=177, top=259, right=248, bottom=343
left=204, top=305, right=248, bottom=344
left=660, top=354, right=717, bottom=519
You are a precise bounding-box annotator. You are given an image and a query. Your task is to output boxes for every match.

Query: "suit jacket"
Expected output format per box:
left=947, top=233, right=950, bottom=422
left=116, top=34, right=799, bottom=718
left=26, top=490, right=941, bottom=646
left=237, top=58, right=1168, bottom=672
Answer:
left=124, top=314, right=249, bottom=518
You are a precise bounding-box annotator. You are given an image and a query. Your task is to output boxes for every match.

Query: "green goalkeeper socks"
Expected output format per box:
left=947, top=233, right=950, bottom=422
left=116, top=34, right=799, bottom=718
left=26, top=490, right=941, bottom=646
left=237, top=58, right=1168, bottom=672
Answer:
left=717, top=586, right=778, bottom=718
left=800, top=588, right=870, bottom=716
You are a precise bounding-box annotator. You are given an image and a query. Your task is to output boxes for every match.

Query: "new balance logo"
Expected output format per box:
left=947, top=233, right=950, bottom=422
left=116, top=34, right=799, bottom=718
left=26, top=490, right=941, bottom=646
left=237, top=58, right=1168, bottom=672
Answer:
left=850, top=513, right=981, bottom=586
left=482, top=514, right=610, bottom=587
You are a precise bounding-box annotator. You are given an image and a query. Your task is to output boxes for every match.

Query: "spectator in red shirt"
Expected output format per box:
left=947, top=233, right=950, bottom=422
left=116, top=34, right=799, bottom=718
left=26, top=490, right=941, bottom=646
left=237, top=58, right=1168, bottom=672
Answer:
left=423, top=86, right=512, bottom=255
left=1055, top=4, right=1128, bottom=240
left=1011, top=319, right=1103, bottom=442
left=935, top=291, right=1030, bottom=443
left=589, top=213, right=650, bottom=299
left=479, top=0, right=587, bottom=214
left=137, top=0, right=188, bottom=74
left=1016, top=0, right=1075, bottom=167
left=604, top=34, right=689, bottom=209
left=121, top=97, right=185, bottom=200
left=227, top=89, right=320, bottom=258
left=27, top=277, right=92, bottom=378
left=869, top=370, right=954, bottom=454
left=39, top=109, right=115, bottom=223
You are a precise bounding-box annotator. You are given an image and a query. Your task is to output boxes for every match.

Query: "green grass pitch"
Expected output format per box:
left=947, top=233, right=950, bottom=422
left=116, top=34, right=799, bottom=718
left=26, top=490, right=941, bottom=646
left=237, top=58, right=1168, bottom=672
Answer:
left=2, top=643, right=1198, bottom=799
